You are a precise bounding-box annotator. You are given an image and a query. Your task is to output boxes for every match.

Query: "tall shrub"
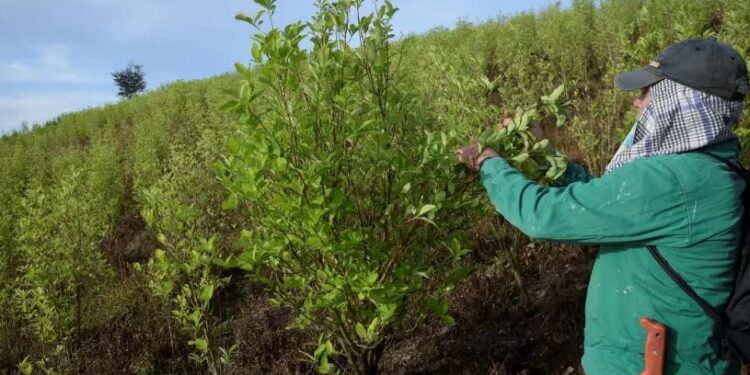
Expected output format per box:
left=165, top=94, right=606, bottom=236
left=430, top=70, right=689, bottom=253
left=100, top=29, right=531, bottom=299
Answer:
left=221, top=0, right=565, bottom=373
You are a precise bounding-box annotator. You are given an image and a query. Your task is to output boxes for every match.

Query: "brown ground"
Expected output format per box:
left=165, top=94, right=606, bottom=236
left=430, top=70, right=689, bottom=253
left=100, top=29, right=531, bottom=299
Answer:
left=379, top=225, right=594, bottom=375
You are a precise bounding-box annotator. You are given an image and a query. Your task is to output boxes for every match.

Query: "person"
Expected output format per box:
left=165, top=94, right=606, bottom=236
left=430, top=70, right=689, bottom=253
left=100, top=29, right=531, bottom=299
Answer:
left=457, top=38, right=749, bottom=374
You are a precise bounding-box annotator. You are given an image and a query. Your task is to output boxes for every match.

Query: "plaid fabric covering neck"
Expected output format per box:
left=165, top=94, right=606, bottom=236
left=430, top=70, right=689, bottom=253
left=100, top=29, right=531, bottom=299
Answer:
left=605, top=79, right=745, bottom=173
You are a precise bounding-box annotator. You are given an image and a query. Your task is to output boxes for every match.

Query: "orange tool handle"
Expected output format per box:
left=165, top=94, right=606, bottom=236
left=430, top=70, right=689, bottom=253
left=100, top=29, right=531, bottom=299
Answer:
left=640, top=317, right=667, bottom=375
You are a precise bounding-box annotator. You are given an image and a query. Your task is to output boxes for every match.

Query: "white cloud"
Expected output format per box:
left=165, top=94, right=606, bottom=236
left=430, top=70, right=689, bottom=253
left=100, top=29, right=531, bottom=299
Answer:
left=0, top=90, right=115, bottom=134
left=0, top=43, right=101, bottom=83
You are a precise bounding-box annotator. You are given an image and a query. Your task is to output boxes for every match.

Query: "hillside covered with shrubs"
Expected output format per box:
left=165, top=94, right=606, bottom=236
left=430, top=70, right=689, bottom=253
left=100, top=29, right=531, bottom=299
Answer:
left=1, top=0, right=749, bottom=374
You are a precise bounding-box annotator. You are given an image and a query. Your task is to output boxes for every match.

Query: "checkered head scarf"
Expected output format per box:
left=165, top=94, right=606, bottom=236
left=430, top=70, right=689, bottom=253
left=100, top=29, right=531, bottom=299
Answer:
left=605, top=78, right=745, bottom=173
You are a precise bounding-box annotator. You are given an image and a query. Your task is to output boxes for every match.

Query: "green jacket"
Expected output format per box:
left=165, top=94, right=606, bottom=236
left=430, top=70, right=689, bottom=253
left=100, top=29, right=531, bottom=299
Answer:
left=479, top=140, right=744, bottom=375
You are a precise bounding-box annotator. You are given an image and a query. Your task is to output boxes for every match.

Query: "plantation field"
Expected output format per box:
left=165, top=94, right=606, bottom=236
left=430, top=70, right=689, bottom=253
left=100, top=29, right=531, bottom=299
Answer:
left=1, top=0, right=749, bottom=374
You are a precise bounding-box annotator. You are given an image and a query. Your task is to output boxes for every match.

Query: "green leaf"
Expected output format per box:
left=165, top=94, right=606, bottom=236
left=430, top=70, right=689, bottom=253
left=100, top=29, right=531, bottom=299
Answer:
left=511, top=152, right=529, bottom=163
left=548, top=84, right=565, bottom=102
left=533, top=139, right=549, bottom=150
left=272, top=157, right=287, bottom=172
left=222, top=195, right=239, bottom=210
left=253, top=0, right=275, bottom=11
left=18, top=357, right=33, bottom=375
left=234, top=62, right=252, bottom=78
left=555, top=114, right=567, bottom=127
left=507, top=118, right=518, bottom=132
left=378, top=303, right=398, bottom=322
left=200, top=284, right=214, bottom=304
left=319, top=356, right=331, bottom=374
left=417, top=204, right=437, bottom=216
left=234, top=12, right=254, bottom=25
left=427, top=296, right=455, bottom=326
left=324, top=340, right=334, bottom=354
left=545, top=165, right=559, bottom=179
left=480, top=76, right=491, bottom=89
left=219, top=99, right=238, bottom=111
left=252, top=44, right=263, bottom=64
left=355, top=322, right=368, bottom=341
left=190, top=338, right=209, bottom=352
left=368, top=317, right=381, bottom=335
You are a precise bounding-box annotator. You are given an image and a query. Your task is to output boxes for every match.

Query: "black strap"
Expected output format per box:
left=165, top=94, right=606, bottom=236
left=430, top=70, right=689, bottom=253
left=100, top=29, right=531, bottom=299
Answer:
left=647, top=245, right=727, bottom=332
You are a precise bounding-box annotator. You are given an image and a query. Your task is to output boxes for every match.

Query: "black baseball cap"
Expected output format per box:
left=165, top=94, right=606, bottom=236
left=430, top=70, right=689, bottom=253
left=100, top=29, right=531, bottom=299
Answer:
left=615, top=38, right=749, bottom=100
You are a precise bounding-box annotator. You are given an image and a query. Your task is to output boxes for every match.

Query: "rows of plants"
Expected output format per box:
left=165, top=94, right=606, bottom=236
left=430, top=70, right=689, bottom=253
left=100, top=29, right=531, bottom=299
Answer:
left=0, top=0, right=748, bottom=373
left=0, top=75, right=243, bottom=373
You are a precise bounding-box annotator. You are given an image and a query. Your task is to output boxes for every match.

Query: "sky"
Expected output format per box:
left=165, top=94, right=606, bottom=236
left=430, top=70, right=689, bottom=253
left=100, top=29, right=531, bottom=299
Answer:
left=0, top=0, right=566, bottom=134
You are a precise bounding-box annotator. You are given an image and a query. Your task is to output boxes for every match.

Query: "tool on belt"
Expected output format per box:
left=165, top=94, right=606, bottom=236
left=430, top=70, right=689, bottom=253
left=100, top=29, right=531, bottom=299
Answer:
left=640, top=317, right=667, bottom=375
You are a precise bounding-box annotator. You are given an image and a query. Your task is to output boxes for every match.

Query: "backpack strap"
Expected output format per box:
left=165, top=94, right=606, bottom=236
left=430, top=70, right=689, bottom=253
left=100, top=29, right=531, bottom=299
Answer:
left=646, top=245, right=727, bottom=333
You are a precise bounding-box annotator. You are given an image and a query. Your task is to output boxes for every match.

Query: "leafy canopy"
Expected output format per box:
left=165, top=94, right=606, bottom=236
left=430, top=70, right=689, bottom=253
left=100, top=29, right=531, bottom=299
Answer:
left=112, top=63, right=147, bottom=99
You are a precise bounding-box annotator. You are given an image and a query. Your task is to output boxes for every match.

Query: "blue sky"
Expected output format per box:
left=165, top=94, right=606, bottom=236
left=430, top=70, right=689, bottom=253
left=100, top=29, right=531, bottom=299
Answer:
left=0, top=0, right=566, bottom=134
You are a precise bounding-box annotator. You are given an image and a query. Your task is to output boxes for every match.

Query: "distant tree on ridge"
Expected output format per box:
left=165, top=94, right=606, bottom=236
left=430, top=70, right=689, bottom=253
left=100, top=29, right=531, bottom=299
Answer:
left=112, top=62, right=146, bottom=99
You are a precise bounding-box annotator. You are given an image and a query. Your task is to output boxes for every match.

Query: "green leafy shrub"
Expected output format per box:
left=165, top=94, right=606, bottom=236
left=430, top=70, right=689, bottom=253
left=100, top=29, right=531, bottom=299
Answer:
left=140, top=130, right=240, bottom=374
left=222, top=1, right=565, bottom=373
left=11, top=140, right=122, bottom=371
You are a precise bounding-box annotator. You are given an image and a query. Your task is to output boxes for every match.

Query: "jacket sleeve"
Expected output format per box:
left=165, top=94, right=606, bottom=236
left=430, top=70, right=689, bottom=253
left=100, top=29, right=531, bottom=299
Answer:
left=560, top=160, right=594, bottom=185
left=479, top=157, right=691, bottom=246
